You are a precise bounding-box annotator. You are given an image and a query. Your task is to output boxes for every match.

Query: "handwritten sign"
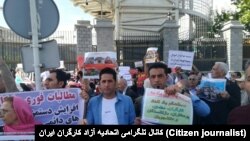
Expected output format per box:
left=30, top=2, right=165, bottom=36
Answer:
left=198, top=78, right=226, bottom=102
left=167, top=50, right=194, bottom=70
left=0, top=88, right=84, bottom=125
left=142, top=88, right=193, bottom=125
left=84, top=52, right=117, bottom=79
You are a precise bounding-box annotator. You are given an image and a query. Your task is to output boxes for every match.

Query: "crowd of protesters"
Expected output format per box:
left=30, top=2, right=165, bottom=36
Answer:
left=0, top=56, right=250, bottom=133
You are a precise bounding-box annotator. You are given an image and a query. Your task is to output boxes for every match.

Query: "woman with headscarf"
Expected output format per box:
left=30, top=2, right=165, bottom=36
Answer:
left=0, top=96, right=40, bottom=132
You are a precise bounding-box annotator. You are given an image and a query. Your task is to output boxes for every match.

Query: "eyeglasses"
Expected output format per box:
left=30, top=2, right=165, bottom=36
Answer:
left=188, top=78, right=196, bottom=81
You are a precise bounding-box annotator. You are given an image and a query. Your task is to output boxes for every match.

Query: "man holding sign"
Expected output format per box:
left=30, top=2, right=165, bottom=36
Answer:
left=200, top=62, right=241, bottom=124
left=134, top=62, right=210, bottom=124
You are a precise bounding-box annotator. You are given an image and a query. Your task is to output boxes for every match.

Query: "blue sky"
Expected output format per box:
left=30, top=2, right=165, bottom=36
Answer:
left=0, top=0, right=94, bottom=30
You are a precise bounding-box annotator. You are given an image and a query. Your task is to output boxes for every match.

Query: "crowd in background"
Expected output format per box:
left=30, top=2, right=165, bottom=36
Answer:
left=0, top=56, right=250, bottom=134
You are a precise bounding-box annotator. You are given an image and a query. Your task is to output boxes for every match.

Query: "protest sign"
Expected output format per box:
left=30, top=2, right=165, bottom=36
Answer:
left=168, top=50, right=194, bottom=70
left=0, top=88, right=84, bottom=125
left=118, top=66, right=133, bottom=86
left=142, top=88, right=193, bottom=125
left=198, top=78, right=226, bottom=102
left=118, top=66, right=130, bottom=76
left=83, top=52, right=117, bottom=79
left=145, top=47, right=158, bottom=64
left=134, top=61, right=143, bottom=68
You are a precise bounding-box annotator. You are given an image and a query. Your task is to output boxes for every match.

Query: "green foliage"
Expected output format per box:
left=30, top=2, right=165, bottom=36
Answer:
left=212, top=0, right=250, bottom=33
left=236, top=0, right=250, bottom=31
left=212, top=10, right=231, bottom=34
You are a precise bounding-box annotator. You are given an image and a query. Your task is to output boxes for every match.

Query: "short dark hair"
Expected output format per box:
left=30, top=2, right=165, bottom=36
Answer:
left=49, top=69, right=71, bottom=88
left=136, top=67, right=143, bottom=72
left=77, top=71, right=83, bottom=78
left=148, top=62, right=169, bottom=75
left=99, top=67, right=117, bottom=81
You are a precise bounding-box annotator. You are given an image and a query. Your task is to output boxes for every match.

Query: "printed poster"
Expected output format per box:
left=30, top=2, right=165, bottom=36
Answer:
left=0, top=88, right=84, bottom=125
left=145, top=47, right=158, bottom=64
left=198, top=78, right=226, bottom=102
left=84, top=52, right=117, bottom=79
left=142, top=88, right=193, bottom=125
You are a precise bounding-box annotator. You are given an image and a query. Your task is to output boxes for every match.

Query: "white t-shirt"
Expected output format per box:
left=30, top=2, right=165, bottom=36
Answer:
left=101, top=97, right=118, bottom=125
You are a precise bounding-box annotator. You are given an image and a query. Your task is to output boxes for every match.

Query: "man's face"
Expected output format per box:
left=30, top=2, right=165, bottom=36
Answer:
left=237, top=81, right=245, bottom=90
left=117, top=79, right=126, bottom=92
left=230, top=72, right=238, bottom=81
left=211, top=64, right=224, bottom=78
left=188, top=74, right=198, bottom=88
left=43, top=78, right=50, bottom=89
left=149, top=68, right=167, bottom=89
left=245, top=66, right=250, bottom=96
left=175, top=67, right=181, bottom=73
left=100, top=74, right=117, bottom=97
left=46, top=72, right=63, bottom=89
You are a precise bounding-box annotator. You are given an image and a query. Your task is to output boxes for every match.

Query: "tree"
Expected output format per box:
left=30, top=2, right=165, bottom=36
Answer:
left=212, top=0, right=250, bottom=34
left=212, top=10, right=231, bottom=34
left=234, top=0, right=250, bottom=31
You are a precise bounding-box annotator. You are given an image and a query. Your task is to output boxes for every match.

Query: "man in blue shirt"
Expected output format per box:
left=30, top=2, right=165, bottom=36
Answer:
left=82, top=67, right=135, bottom=125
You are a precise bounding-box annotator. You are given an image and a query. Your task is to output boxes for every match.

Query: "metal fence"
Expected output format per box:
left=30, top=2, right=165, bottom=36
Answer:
left=2, top=28, right=249, bottom=72
left=116, top=33, right=227, bottom=72
left=179, top=38, right=227, bottom=71
left=0, top=29, right=77, bottom=71
left=116, top=33, right=163, bottom=68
